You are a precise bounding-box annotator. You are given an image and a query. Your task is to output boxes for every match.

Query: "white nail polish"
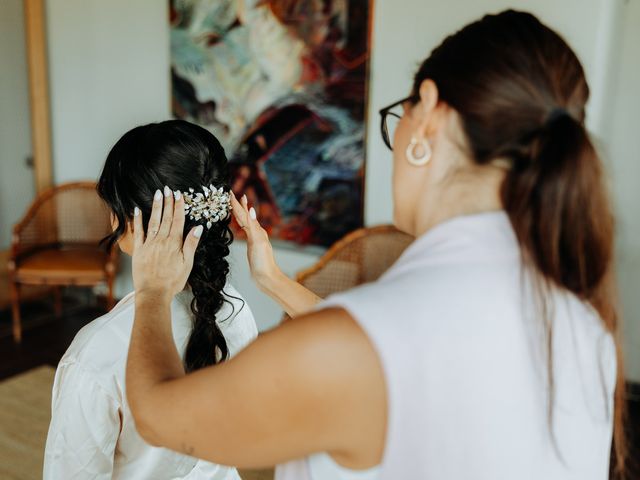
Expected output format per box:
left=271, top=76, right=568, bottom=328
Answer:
left=193, top=225, right=204, bottom=238
left=173, top=190, right=181, bottom=200
left=163, top=185, right=171, bottom=197
left=249, top=207, right=257, bottom=220
left=134, top=207, right=140, bottom=216
left=154, top=189, right=162, bottom=201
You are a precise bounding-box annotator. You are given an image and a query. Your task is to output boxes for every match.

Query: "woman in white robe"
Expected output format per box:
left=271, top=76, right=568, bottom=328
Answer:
left=43, top=120, right=258, bottom=479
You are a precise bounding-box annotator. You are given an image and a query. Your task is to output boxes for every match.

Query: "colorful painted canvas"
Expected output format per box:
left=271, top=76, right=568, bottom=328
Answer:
left=170, top=0, right=370, bottom=248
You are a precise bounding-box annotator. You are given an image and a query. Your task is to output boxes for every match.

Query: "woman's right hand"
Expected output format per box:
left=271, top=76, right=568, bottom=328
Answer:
left=230, top=192, right=282, bottom=291
left=231, top=191, right=322, bottom=317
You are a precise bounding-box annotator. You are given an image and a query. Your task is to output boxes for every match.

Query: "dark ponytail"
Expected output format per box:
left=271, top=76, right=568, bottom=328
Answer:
left=502, top=111, right=613, bottom=299
left=97, top=119, right=239, bottom=373
left=502, top=111, right=626, bottom=472
left=413, top=10, right=626, bottom=475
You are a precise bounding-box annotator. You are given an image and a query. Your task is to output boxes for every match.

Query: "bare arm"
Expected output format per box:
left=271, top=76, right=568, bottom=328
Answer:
left=256, top=268, right=322, bottom=318
left=129, top=303, right=384, bottom=468
left=126, top=190, right=386, bottom=469
left=230, top=192, right=321, bottom=317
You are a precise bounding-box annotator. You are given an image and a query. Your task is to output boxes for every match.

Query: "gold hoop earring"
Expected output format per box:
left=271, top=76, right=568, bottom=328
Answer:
left=405, top=137, right=432, bottom=166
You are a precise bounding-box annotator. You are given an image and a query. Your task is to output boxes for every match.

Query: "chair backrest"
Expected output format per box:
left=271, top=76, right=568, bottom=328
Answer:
left=12, top=182, right=112, bottom=258
left=295, top=225, right=414, bottom=299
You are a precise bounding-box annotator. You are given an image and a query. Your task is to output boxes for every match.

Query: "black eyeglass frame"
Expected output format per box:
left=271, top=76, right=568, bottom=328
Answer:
left=378, top=95, right=419, bottom=151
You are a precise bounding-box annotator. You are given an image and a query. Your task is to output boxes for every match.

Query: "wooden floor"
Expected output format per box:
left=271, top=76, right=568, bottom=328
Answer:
left=0, top=293, right=638, bottom=479
left=0, top=366, right=55, bottom=480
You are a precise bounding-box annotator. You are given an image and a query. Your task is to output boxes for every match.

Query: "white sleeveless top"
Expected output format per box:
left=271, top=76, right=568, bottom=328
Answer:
left=276, top=211, right=616, bottom=480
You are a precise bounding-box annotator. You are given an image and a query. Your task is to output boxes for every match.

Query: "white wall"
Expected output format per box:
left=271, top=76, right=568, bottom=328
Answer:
left=44, top=0, right=175, bottom=321
left=45, top=0, right=639, bottom=379
left=604, top=0, right=640, bottom=381
left=365, top=0, right=619, bottom=226
left=46, top=0, right=171, bottom=183
left=0, top=0, right=34, bottom=249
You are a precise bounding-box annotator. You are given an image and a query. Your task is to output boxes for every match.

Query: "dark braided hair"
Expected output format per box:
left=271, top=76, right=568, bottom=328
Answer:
left=97, top=119, right=239, bottom=371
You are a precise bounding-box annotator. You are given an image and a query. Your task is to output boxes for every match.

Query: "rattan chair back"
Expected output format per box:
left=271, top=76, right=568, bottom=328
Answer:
left=296, top=225, right=414, bottom=299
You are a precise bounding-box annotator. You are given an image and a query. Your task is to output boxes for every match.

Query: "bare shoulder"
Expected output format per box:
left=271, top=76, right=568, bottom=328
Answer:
left=254, top=307, right=388, bottom=468
left=258, top=307, right=382, bottom=380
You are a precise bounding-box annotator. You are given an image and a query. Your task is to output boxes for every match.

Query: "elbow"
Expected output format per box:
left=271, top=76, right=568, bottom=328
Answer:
left=137, top=423, right=162, bottom=447
left=132, top=406, right=163, bottom=447
left=129, top=393, right=163, bottom=447
left=133, top=415, right=161, bottom=447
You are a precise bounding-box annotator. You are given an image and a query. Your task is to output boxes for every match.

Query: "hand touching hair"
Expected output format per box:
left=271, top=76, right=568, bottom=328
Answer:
left=98, top=120, right=242, bottom=372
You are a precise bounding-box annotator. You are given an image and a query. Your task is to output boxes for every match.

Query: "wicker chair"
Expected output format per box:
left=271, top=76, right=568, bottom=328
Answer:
left=7, top=182, right=118, bottom=342
left=294, top=224, right=414, bottom=301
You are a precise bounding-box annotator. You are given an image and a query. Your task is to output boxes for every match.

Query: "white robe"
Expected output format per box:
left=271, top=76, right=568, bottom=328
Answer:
left=44, top=284, right=258, bottom=479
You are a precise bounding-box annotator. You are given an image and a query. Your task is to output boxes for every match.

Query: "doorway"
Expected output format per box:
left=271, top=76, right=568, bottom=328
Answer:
left=0, top=0, right=35, bottom=251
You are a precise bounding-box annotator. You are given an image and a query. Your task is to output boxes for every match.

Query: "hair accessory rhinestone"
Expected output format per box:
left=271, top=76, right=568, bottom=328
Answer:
left=182, top=185, right=231, bottom=229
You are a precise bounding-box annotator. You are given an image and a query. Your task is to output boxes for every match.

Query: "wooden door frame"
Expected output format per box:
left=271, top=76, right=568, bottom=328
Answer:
left=23, top=0, right=53, bottom=193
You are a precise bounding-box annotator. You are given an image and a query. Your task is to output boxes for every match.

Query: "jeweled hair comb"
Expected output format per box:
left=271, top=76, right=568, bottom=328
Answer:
left=182, top=185, right=231, bottom=229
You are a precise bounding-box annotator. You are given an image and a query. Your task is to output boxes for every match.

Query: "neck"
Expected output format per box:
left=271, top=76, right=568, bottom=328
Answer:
left=413, top=163, right=507, bottom=237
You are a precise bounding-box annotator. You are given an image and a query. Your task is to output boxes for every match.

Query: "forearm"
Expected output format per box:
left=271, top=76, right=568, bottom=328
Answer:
left=127, top=290, right=185, bottom=431
left=258, top=269, right=322, bottom=318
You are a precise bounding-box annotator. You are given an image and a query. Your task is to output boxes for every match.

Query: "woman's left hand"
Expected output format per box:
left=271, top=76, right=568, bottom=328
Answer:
left=230, top=191, right=282, bottom=291
left=131, top=186, right=202, bottom=298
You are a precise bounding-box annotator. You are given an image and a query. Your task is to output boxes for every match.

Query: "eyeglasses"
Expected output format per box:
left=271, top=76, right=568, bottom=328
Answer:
left=379, top=95, right=419, bottom=151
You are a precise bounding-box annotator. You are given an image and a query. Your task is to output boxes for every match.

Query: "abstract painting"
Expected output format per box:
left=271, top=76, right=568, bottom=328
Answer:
left=170, top=0, right=370, bottom=248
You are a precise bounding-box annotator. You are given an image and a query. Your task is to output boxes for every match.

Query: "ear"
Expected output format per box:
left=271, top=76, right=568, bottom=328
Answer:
left=413, top=79, right=440, bottom=140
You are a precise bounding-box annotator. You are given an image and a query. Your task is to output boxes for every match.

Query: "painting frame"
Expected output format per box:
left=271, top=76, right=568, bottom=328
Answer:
left=169, top=0, right=373, bottom=250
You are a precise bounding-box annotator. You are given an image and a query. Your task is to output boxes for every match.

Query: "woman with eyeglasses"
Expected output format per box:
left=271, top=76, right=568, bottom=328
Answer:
left=125, top=10, right=625, bottom=480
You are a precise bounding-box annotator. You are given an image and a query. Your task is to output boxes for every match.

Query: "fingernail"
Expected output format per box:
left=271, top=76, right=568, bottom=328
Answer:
left=249, top=207, right=257, bottom=220
left=134, top=207, right=140, bottom=216
left=154, top=189, right=162, bottom=201
left=163, top=185, right=171, bottom=197
left=173, top=190, right=181, bottom=200
left=242, top=194, right=247, bottom=202
left=193, top=225, right=204, bottom=238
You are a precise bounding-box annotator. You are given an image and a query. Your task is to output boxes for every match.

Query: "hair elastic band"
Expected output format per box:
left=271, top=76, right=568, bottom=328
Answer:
left=546, top=107, right=571, bottom=124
